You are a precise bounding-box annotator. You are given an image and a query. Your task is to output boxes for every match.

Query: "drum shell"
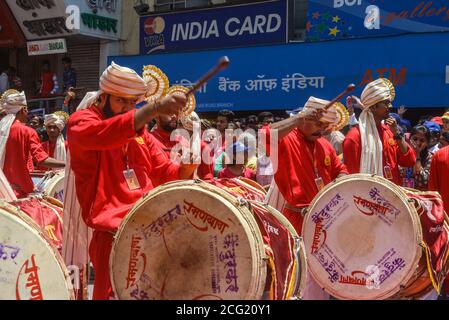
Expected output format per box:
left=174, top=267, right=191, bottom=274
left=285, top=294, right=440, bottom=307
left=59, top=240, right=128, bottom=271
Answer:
left=110, top=179, right=306, bottom=300
left=0, top=200, right=74, bottom=300
left=302, top=174, right=423, bottom=300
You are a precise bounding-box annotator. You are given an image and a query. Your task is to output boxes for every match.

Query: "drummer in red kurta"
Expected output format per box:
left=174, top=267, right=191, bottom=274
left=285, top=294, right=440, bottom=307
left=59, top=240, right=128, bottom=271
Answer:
left=343, top=78, right=415, bottom=184
left=0, top=90, right=65, bottom=198
left=42, top=113, right=68, bottom=158
left=67, top=62, right=198, bottom=300
left=150, top=101, right=186, bottom=163
left=37, top=113, right=68, bottom=171
left=428, top=146, right=449, bottom=297
left=263, top=97, right=348, bottom=234
left=429, top=147, right=449, bottom=213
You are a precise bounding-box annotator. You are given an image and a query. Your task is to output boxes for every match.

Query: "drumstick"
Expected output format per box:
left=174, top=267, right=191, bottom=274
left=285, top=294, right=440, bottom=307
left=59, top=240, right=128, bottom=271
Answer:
left=187, top=56, right=230, bottom=96
left=324, top=84, right=356, bottom=110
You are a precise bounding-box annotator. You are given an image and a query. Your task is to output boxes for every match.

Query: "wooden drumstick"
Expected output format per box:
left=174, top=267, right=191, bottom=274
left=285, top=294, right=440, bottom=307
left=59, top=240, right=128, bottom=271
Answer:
left=187, top=56, right=230, bottom=96
left=324, top=84, right=356, bottom=110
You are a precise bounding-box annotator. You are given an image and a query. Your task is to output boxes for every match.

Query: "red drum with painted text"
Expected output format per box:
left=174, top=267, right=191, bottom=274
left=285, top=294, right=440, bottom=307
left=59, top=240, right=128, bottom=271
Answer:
left=110, top=179, right=307, bottom=300
left=302, top=174, right=449, bottom=300
left=0, top=200, right=73, bottom=300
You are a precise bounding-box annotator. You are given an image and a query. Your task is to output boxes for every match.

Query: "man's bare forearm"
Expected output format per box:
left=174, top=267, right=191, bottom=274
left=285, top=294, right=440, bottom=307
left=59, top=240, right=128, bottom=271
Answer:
left=269, top=116, right=300, bottom=140
left=134, top=101, right=158, bottom=131
left=39, top=157, right=65, bottom=168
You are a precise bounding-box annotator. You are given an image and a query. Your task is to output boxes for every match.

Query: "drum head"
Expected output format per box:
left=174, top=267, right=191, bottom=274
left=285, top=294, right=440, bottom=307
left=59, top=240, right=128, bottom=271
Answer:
left=110, top=180, right=267, bottom=300
left=44, top=171, right=64, bottom=203
left=0, top=201, right=73, bottom=300
left=302, top=174, right=422, bottom=300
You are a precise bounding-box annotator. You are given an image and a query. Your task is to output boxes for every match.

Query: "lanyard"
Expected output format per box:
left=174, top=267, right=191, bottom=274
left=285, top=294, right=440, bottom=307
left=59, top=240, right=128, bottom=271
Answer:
left=122, top=143, right=130, bottom=170
left=305, top=142, right=319, bottom=179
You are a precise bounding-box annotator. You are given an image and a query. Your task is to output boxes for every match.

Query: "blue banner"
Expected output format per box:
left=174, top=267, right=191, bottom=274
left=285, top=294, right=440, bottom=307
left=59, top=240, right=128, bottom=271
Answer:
left=139, top=0, right=287, bottom=55
left=307, top=0, right=449, bottom=42
left=111, top=32, right=449, bottom=112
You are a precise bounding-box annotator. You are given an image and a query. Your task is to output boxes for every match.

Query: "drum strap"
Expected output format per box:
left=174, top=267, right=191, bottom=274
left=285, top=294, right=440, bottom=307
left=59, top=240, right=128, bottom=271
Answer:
left=284, top=204, right=307, bottom=215
left=41, top=200, right=63, bottom=225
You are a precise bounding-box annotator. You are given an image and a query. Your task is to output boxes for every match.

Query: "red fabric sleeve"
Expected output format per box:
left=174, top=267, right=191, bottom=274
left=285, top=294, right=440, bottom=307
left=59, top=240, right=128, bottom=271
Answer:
left=330, top=146, right=349, bottom=178
left=396, top=142, right=416, bottom=168
left=428, top=152, right=439, bottom=192
left=68, top=109, right=142, bottom=151
left=197, top=141, right=214, bottom=180
left=260, top=126, right=271, bottom=156
left=29, top=129, right=49, bottom=164
left=342, top=130, right=361, bottom=174
left=145, top=134, right=180, bottom=186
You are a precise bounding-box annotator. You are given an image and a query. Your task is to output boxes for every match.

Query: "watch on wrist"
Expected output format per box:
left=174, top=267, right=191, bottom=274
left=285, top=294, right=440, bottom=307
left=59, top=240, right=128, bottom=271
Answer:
left=393, top=131, right=404, bottom=140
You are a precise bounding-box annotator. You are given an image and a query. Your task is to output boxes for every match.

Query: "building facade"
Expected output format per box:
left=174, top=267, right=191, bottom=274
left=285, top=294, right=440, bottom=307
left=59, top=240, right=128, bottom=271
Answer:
left=111, top=0, right=449, bottom=117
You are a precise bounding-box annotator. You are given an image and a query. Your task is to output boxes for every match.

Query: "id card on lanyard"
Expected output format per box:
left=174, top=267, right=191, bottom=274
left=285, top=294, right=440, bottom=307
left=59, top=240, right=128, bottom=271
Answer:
left=122, top=143, right=141, bottom=191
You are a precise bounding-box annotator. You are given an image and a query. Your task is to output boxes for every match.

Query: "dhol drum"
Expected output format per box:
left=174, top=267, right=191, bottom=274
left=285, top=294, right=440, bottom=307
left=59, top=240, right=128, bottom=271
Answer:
left=32, top=170, right=65, bottom=203
left=11, top=197, right=63, bottom=250
left=110, top=178, right=307, bottom=300
left=0, top=200, right=74, bottom=300
left=390, top=188, right=449, bottom=300
left=31, top=171, right=47, bottom=188
left=302, top=174, right=448, bottom=300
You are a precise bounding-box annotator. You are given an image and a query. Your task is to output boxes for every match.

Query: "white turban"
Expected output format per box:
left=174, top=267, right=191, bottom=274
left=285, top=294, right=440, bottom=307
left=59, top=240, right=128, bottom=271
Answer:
left=360, top=78, right=395, bottom=109
left=77, top=61, right=148, bottom=111
left=358, top=78, right=396, bottom=177
left=44, top=114, right=66, bottom=131
left=44, top=114, right=66, bottom=162
left=4, top=91, right=27, bottom=114
left=100, top=62, right=148, bottom=99
left=181, top=112, right=200, bottom=132
left=0, top=91, right=27, bottom=169
left=303, top=96, right=338, bottom=125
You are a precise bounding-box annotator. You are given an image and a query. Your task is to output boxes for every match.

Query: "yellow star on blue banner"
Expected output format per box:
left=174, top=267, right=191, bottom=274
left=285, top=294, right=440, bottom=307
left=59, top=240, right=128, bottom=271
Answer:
left=329, top=26, right=340, bottom=36
left=332, top=16, right=341, bottom=23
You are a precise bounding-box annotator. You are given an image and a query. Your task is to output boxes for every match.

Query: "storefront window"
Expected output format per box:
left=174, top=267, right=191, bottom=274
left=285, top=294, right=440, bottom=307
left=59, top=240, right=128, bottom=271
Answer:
left=290, top=0, right=309, bottom=42
left=154, top=0, right=269, bottom=12
left=154, top=0, right=210, bottom=11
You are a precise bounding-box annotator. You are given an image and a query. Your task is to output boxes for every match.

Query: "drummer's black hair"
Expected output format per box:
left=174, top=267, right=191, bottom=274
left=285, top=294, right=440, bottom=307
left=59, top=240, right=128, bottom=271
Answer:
left=411, top=125, right=430, bottom=142
left=217, top=109, right=235, bottom=122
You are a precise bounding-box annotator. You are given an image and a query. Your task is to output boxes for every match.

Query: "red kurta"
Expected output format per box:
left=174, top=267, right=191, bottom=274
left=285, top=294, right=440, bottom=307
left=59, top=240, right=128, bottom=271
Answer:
left=68, top=106, right=180, bottom=300
left=197, top=140, right=214, bottom=180
left=36, top=140, right=68, bottom=171
left=150, top=128, right=185, bottom=160
left=429, top=147, right=449, bottom=214
left=265, top=127, right=348, bottom=234
left=41, top=140, right=68, bottom=158
left=343, top=124, right=416, bottom=185
left=151, top=128, right=214, bottom=180
left=218, top=167, right=256, bottom=180
left=428, top=146, right=449, bottom=295
left=3, top=120, right=49, bottom=198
